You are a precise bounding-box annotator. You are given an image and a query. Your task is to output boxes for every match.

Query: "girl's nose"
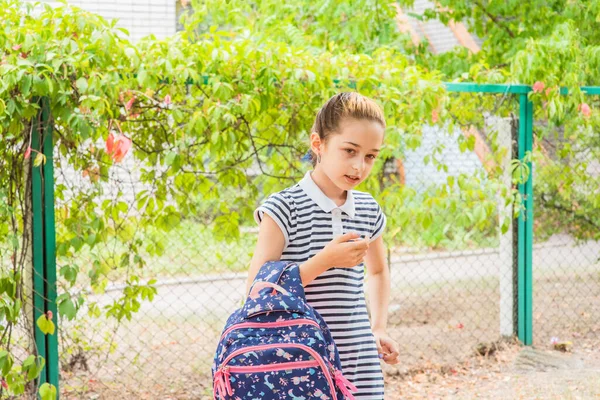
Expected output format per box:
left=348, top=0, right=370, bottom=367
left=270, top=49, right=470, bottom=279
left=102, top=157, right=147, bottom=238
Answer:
left=353, top=159, right=364, bottom=172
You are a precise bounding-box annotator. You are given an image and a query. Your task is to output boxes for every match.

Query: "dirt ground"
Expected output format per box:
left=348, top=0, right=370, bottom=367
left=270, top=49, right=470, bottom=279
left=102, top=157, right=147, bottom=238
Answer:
left=384, top=342, right=600, bottom=399
left=60, top=340, right=600, bottom=399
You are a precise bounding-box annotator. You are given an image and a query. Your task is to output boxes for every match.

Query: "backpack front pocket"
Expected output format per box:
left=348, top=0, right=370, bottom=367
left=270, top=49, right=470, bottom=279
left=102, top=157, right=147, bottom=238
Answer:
left=224, top=360, right=332, bottom=399
left=214, top=344, right=337, bottom=400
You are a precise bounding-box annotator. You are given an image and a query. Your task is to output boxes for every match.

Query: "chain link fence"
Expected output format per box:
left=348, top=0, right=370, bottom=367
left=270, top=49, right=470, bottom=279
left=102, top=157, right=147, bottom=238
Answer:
left=40, top=93, right=599, bottom=399
left=5, top=168, right=41, bottom=399
left=531, top=112, right=600, bottom=351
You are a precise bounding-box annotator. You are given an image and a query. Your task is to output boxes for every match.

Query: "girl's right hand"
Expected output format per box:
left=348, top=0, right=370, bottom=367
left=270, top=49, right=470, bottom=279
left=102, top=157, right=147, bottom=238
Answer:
left=322, top=231, right=370, bottom=268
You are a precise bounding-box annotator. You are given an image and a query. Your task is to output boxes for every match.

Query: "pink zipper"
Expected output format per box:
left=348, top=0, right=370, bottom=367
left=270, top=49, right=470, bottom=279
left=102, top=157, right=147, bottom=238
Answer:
left=228, top=359, right=319, bottom=373
left=219, top=318, right=320, bottom=342
left=217, top=343, right=337, bottom=400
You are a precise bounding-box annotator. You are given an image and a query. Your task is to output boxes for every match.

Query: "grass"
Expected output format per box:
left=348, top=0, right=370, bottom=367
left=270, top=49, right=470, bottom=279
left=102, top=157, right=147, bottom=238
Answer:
left=68, top=220, right=258, bottom=286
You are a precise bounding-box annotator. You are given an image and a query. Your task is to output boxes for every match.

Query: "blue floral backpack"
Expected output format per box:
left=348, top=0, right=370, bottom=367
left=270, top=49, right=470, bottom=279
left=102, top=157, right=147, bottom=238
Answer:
left=212, top=261, right=358, bottom=400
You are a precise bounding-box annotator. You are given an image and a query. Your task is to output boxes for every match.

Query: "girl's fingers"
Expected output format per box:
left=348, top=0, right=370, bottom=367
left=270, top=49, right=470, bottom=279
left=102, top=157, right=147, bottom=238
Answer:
left=384, top=353, right=400, bottom=364
left=380, top=340, right=400, bottom=364
left=349, top=239, right=369, bottom=249
left=381, top=344, right=399, bottom=361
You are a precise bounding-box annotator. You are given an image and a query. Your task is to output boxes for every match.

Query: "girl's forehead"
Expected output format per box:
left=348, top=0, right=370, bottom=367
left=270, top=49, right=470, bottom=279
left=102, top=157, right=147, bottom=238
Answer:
left=331, top=118, right=385, bottom=146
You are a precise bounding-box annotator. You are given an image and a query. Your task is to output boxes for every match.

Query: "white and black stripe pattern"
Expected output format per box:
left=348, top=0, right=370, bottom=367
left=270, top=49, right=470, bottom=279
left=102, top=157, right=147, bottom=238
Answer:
left=254, top=183, right=387, bottom=399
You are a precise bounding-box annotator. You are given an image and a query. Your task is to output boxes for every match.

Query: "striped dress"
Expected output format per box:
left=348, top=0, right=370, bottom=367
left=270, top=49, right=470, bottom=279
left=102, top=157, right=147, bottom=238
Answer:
left=254, top=171, right=387, bottom=400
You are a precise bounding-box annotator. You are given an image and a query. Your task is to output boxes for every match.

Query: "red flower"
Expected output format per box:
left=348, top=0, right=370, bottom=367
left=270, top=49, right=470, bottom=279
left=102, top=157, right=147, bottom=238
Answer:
left=125, top=97, right=135, bottom=111
left=579, top=103, right=592, bottom=118
left=24, top=147, right=32, bottom=159
left=432, top=109, right=439, bottom=123
left=106, top=133, right=132, bottom=163
left=46, top=310, right=53, bottom=320
left=106, top=132, right=115, bottom=154
left=532, top=81, right=545, bottom=93
left=164, top=94, right=171, bottom=105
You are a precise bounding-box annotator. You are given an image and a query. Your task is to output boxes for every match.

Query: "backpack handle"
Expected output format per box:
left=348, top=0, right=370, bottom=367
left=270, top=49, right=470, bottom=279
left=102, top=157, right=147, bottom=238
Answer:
left=248, top=281, right=289, bottom=299
left=250, top=261, right=305, bottom=299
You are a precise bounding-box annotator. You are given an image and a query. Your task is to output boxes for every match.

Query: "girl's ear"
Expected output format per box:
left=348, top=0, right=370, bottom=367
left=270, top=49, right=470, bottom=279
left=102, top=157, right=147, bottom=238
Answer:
left=310, top=132, right=322, bottom=153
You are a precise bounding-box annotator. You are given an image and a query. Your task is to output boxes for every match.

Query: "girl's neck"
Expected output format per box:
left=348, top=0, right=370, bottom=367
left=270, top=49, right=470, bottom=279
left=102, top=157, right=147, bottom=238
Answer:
left=310, top=168, right=347, bottom=206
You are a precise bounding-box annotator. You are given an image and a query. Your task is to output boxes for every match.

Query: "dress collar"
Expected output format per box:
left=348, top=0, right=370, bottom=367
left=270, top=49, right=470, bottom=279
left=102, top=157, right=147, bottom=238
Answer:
left=298, top=171, right=356, bottom=219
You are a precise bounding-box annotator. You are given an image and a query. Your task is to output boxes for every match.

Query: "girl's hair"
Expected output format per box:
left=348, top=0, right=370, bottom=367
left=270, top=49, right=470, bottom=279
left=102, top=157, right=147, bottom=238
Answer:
left=309, top=92, right=386, bottom=166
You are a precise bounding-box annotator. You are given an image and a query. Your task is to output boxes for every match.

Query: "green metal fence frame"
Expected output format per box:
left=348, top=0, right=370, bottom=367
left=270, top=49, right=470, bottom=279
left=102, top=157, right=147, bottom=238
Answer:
left=444, top=83, right=533, bottom=345
left=29, top=83, right=599, bottom=396
left=31, top=97, right=59, bottom=396
left=445, top=83, right=600, bottom=346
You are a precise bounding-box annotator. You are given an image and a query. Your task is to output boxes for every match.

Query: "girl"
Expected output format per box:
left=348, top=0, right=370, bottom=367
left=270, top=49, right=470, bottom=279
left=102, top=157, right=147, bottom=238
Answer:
left=246, top=92, right=400, bottom=399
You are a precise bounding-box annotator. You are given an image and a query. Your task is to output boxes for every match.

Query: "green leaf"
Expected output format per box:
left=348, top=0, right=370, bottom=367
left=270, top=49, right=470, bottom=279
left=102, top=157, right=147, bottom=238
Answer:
left=58, top=297, right=77, bottom=320
left=39, top=383, right=57, bottom=400
left=137, top=68, right=148, bottom=87
left=33, top=153, right=46, bottom=167
left=500, top=216, right=511, bottom=234
left=22, top=355, right=34, bottom=369
left=0, top=350, right=13, bottom=376
left=22, top=354, right=45, bottom=380
left=421, top=212, right=433, bottom=229
left=60, top=265, right=78, bottom=284
left=75, top=77, right=88, bottom=93
left=20, top=75, right=32, bottom=97
left=36, top=314, right=55, bottom=335
left=164, top=151, right=177, bottom=166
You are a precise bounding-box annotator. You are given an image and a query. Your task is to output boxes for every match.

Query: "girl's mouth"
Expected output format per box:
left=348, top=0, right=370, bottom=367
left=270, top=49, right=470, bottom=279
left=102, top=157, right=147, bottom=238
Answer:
left=344, top=175, right=360, bottom=183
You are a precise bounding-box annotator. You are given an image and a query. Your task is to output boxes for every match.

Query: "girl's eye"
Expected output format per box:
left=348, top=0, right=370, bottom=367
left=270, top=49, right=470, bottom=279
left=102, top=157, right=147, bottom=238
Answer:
left=367, top=155, right=376, bottom=160
left=345, top=149, right=355, bottom=155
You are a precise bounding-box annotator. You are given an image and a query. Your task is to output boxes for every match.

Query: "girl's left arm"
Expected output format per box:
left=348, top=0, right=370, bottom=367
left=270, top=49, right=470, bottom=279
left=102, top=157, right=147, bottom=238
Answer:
left=365, top=235, right=400, bottom=365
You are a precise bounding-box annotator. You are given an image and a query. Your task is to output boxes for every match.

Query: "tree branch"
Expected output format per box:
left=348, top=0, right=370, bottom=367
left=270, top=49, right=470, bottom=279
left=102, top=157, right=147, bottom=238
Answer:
left=540, top=192, right=600, bottom=232
left=473, top=0, right=515, bottom=38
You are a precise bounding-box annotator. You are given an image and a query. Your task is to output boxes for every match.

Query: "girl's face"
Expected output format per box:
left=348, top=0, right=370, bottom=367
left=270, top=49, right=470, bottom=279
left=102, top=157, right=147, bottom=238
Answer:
left=314, top=117, right=385, bottom=190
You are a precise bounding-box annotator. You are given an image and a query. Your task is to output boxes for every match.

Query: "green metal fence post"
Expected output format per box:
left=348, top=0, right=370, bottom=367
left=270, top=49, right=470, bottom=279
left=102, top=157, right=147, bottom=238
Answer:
left=31, top=100, right=48, bottom=387
left=525, top=96, right=534, bottom=346
left=518, top=94, right=534, bottom=345
left=42, top=97, right=60, bottom=395
left=31, top=97, right=60, bottom=396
